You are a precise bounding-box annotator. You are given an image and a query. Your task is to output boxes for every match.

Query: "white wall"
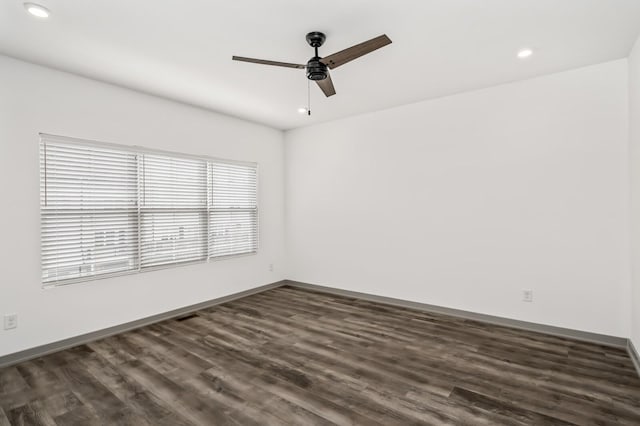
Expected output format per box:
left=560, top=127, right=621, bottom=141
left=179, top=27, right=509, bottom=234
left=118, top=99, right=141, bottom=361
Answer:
left=630, top=37, right=640, bottom=348
left=285, top=60, right=631, bottom=337
left=0, top=55, right=285, bottom=357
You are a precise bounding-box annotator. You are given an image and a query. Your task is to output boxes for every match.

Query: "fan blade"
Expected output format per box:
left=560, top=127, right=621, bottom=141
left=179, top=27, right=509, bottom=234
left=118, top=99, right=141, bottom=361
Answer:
left=321, top=35, right=392, bottom=69
left=316, top=71, right=336, bottom=97
left=232, top=56, right=306, bottom=69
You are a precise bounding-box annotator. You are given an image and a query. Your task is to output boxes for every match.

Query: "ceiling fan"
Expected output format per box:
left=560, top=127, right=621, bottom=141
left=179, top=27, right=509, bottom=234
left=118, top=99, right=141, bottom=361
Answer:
left=232, top=32, right=392, bottom=98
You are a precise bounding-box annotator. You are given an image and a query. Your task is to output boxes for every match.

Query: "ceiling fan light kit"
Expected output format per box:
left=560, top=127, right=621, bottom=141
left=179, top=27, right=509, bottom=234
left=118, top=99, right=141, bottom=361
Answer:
left=232, top=31, right=392, bottom=100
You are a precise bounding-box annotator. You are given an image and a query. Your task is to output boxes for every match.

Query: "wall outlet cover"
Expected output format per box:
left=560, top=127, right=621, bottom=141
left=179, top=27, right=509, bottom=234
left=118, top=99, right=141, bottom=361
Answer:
left=4, top=314, right=17, bottom=330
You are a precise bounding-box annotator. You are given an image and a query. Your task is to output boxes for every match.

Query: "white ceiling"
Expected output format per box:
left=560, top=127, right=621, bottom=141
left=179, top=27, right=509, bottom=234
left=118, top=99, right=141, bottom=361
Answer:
left=2, top=1, right=640, bottom=130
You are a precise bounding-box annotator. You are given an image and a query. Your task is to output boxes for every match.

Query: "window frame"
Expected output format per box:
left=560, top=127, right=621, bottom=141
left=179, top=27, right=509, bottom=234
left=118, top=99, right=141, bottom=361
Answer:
left=39, top=133, right=259, bottom=288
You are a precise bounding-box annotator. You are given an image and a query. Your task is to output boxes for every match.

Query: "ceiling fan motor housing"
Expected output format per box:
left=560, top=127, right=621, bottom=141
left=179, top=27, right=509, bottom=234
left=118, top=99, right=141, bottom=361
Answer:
left=306, top=57, right=327, bottom=80
left=305, top=32, right=328, bottom=80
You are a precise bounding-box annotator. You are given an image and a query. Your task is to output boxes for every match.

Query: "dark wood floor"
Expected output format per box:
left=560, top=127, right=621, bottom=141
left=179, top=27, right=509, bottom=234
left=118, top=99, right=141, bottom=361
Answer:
left=1, top=285, right=640, bottom=425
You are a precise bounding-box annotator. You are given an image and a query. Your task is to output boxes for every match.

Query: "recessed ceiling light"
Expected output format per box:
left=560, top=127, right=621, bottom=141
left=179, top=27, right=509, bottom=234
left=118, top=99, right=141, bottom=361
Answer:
left=517, top=48, right=533, bottom=59
left=24, top=3, right=50, bottom=19
left=297, top=107, right=308, bottom=114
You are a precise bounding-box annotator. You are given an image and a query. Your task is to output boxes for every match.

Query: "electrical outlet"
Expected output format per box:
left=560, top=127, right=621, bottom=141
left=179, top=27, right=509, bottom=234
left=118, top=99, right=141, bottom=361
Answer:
left=522, top=290, right=533, bottom=303
left=4, top=314, right=17, bottom=330
left=269, top=263, right=274, bottom=272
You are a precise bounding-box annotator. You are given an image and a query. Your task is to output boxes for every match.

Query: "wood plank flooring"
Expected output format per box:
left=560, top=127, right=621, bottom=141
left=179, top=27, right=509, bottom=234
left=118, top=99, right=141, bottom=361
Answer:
left=1, top=285, right=640, bottom=425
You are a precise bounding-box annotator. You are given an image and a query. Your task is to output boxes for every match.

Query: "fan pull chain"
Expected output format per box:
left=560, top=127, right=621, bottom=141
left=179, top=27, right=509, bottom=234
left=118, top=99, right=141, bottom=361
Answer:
left=307, top=79, right=311, bottom=116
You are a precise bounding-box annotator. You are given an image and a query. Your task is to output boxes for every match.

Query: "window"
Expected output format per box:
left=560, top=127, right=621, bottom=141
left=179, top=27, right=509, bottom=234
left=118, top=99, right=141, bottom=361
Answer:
left=40, top=134, right=258, bottom=286
left=140, top=154, right=209, bottom=268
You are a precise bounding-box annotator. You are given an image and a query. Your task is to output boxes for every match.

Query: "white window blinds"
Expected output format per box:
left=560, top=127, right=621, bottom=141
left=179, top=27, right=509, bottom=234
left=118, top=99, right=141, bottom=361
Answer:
left=210, top=162, right=258, bottom=258
left=140, top=154, right=209, bottom=268
left=40, top=142, right=139, bottom=283
left=40, top=135, right=258, bottom=286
